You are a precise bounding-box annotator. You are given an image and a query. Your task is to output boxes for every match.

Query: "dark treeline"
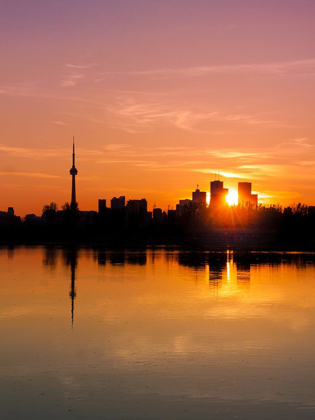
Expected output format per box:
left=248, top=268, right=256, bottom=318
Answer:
left=1, top=201, right=315, bottom=249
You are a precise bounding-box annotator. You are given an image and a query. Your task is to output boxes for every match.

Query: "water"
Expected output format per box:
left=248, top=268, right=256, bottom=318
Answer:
left=1, top=247, right=315, bottom=419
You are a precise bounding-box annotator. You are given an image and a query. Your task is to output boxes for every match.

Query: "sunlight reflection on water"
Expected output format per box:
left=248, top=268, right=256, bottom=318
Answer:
left=0, top=247, right=315, bottom=419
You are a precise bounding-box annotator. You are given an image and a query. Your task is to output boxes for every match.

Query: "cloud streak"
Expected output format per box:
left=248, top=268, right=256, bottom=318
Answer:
left=99, top=59, right=315, bottom=79
left=0, top=172, right=60, bottom=179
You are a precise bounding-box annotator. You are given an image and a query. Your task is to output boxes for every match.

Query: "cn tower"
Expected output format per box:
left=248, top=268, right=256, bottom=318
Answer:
left=70, top=137, right=78, bottom=210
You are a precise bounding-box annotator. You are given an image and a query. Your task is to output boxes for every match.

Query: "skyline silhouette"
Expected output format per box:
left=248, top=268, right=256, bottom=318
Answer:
left=3, top=140, right=310, bottom=219
left=1, top=2, right=315, bottom=216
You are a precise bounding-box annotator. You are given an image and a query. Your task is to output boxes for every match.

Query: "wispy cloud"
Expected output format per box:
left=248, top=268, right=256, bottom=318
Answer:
left=66, top=63, right=96, bottom=69
left=104, top=99, right=286, bottom=133
left=60, top=62, right=96, bottom=88
left=99, top=59, right=315, bottom=79
left=53, top=121, right=68, bottom=126
left=0, top=144, right=67, bottom=158
left=191, top=169, right=246, bottom=179
left=61, top=74, right=84, bottom=87
left=0, top=172, right=60, bottom=179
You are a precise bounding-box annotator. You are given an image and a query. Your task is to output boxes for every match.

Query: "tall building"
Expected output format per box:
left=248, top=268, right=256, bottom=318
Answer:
left=238, top=182, right=258, bottom=207
left=192, top=186, right=207, bottom=203
left=111, top=196, right=125, bottom=210
left=69, top=138, right=78, bottom=210
left=98, top=199, right=106, bottom=213
left=126, top=199, right=147, bottom=213
left=153, top=208, right=163, bottom=221
left=210, top=180, right=228, bottom=208
left=7, top=207, right=14, bottom=216
left=176, top=199, right=192, bottom=215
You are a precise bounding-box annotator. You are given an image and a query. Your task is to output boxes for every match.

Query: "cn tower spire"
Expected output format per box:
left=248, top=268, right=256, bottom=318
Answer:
left=70, top=136, right=78, bottom=210
left=72, top=136, right=75, bottom=166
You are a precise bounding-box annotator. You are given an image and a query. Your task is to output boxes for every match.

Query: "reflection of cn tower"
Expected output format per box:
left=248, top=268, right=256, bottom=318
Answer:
left=69, top=253, right=77, bottom=327
left=69, top=137, right=78, bottom=211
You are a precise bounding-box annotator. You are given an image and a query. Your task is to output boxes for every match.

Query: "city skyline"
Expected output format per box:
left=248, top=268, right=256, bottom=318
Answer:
left=1, top=1, right=315, bottom=216
left=2, top=138, right=313, bottom=217
left=5, top=140, right=262, bottom=216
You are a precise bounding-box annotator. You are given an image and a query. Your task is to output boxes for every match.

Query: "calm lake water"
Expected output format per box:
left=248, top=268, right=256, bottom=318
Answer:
left=1, top=247, right=315, bottom=419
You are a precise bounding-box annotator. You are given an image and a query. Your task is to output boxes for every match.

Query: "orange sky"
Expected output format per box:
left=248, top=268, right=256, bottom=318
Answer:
left=1, top=1, right=315, bottom=216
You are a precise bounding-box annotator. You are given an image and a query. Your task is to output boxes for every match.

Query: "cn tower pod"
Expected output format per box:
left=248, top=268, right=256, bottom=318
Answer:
left=70, top=166, right=78, bottom=176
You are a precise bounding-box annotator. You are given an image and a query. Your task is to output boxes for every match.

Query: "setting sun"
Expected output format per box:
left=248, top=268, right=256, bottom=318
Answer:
left=226, top=188, right=238, bottom=206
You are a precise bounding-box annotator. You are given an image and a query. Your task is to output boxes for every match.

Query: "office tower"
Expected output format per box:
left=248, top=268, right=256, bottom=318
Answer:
left=98, top=199, right=106, bottom=213
left=210, top=180, right=228, bottom=207
left=153, top=208, right=163, bottom=221
left=126, top=199, right=147, bottom=213
left=111, top=196, right=125, bottom=210
left=192, top=186, right=207, bottom=203
left=69, top=138, right=78, bottom=210
left=238, top=182, right=258, bottom=206
left=7, top=207, right=14, bottom=216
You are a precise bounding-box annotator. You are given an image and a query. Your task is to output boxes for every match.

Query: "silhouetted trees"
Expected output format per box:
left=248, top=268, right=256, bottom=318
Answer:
left=2, top=201, right=315, bottom=248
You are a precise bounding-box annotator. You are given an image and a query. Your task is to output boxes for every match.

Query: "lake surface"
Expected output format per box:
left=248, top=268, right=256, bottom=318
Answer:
left=1, top=247, right=315, bottom=419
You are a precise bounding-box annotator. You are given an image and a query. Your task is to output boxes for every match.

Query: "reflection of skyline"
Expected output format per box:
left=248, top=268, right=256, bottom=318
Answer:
left=4, top=245, right=315, bottom=419
left=96, top=251, right=148, bottom=267
left=176, top=251, right=315, bottom=292
left=38, top=248, right=315, bottom=325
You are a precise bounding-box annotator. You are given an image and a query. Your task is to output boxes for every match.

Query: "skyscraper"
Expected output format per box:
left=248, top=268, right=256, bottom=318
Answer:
left=238, top=182, right=258, bottom=207
left=69, top=137, right=78, bottom=210
left=210, top=180, right=228, bottom=208
left=192, top=185, right=207, bottom=203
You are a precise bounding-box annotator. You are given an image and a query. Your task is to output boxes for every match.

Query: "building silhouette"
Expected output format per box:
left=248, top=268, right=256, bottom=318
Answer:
left=111, top=196, right=125, bottom=210
left=153, top=207, right=163, bottom=221
left=98, top=199, right=106, bottom=213
left=192, top=185, right=207, bottom=204
left=69, top=138, right=78, bottom=210
left=238, top=182, right=257, bottom=207
left=7, top=207, right=14, bottom=216
left=126, top=199, right=147, bottom=213
left=176, top=199, right=192, bottom=215
left=210, top=180, right=228, bottom=208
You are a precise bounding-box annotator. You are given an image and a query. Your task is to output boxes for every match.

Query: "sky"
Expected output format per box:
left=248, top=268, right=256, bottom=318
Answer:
left=1, top=0, right=315, bottom=216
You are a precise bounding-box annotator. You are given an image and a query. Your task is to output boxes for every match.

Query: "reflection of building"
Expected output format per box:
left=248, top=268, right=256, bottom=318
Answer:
left=68, top=252, right=77, bottom=327
left=210, top=180, right=228, bottom=208
left=111, top=196, right=125, bottom=210
left=98, top=251, right=106, bottom=266
left=236, top=261, right=251, bottom=284
left=62, top=250, right=78, bottom=327
left=238, top=182, right=257, bottom=207
left=98, top=199, right=106, bottom=213
left=192, top=186, right=207, bottom=204
left=208, top=253, right=227, bottom=281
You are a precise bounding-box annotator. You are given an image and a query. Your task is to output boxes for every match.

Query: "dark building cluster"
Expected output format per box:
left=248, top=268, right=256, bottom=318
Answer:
left=97, top=180, right=258, bottom=223
left=175, top=180, right=257, bottom=214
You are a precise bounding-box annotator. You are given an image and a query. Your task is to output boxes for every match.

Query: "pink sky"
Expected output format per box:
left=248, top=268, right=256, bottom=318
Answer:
left=1, top=0, right=315, bottom=215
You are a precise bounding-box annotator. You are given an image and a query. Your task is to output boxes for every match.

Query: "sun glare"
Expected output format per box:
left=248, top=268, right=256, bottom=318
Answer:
left=226, top=189, right=238, bottom=206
